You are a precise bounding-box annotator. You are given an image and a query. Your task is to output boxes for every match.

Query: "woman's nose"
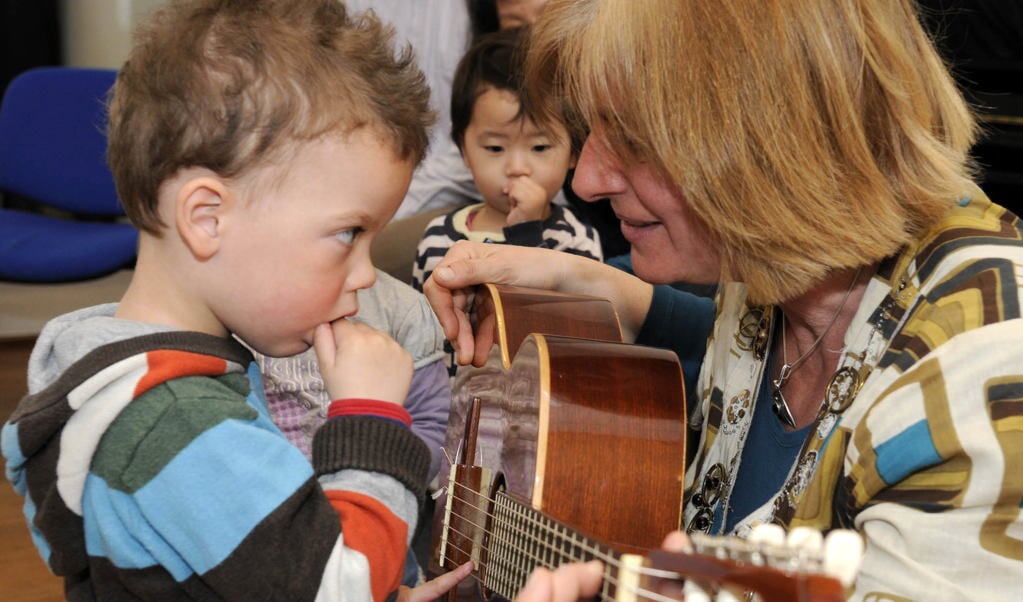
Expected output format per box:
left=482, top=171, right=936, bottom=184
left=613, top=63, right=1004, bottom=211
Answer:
left=572, top=135, right=626, bottom=202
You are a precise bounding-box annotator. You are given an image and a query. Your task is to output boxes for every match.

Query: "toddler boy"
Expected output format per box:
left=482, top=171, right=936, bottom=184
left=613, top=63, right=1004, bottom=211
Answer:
left=2, top=0, right=468, bottom=599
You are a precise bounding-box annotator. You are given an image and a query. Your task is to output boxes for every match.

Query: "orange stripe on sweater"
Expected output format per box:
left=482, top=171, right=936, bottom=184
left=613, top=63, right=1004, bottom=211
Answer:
left=325, top=489, right=409, bottom=602
left=135, top=350, right=229, bottom=397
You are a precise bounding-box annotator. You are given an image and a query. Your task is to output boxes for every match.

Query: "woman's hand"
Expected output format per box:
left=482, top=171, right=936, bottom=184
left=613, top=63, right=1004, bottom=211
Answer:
left=514, top=561, right=604, bottom=602
left=422, top=241, right=569, bottom=366
left=423, top=241, right=654, bottom=363
left=511, top=532, right=691, bottom=602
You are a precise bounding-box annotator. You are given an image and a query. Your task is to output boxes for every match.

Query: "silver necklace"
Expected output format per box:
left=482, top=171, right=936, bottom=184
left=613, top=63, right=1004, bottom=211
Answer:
left=771, top=266, right=863, bottom=427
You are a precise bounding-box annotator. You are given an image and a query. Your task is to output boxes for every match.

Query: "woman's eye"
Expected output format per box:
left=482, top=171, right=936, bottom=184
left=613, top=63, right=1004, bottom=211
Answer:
left=334, top=228, right=359, bottom=245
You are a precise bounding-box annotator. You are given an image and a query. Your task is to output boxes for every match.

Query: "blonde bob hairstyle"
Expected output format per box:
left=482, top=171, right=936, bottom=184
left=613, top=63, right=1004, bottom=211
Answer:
left=526, top=0, right=978, bottom=303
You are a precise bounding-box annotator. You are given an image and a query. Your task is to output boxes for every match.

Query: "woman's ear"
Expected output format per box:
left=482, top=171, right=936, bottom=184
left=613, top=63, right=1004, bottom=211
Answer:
left=175, top=176, right=233, bottom=260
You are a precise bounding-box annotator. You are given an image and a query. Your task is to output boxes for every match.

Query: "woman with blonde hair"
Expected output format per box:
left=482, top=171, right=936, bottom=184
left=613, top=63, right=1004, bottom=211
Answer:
left=425, top=0, right=1023, bottom=599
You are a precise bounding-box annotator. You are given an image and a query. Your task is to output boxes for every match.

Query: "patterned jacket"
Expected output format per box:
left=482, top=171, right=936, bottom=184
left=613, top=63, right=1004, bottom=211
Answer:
left=682, top=192, right=1023, bottom=599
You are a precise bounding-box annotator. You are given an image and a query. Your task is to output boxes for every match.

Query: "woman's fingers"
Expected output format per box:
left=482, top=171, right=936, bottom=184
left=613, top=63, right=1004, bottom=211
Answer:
left=514, top=561, right=604, bottom=602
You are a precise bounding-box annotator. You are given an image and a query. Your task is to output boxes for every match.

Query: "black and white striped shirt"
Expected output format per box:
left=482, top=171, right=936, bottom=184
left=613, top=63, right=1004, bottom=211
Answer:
left=411, top=203, right=603, bottom=291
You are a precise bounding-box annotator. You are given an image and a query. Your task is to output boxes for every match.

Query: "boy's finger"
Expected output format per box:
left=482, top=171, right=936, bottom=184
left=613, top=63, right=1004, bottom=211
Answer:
left=312, top=322, right=337, bottom=367
left=406, top=562, right=473, bottom=602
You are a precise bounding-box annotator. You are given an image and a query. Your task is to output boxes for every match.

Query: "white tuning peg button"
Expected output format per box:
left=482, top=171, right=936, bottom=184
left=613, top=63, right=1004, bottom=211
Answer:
left=787, top=526, right=824, bottom=554
left=682, top=580, right=712, bottom=602
left=823, top=529, right=864, bottom=587
left=747, top=522, right=786, bottom=547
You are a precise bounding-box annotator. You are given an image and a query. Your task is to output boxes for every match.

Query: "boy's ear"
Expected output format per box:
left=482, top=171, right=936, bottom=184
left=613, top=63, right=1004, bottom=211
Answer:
left=175, top=176, right=233, bottom=260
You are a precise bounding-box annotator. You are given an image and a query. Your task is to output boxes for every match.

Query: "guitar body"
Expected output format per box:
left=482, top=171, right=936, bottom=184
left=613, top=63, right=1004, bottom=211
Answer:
left=434, top=284, right=687, bottom=569
left=433, top=285, right=855, bottom=602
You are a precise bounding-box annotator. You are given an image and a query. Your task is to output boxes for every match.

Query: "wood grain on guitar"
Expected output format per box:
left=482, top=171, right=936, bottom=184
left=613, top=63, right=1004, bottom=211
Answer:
left=432, top=284, right=860, bottom=602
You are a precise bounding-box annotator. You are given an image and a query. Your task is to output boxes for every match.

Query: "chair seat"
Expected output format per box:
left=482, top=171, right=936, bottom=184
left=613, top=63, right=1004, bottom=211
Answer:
left=0, top=209, right=137, bottom=283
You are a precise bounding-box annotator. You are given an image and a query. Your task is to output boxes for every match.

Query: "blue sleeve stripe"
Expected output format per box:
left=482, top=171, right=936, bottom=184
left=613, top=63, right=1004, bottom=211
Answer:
left=83, top=419, right=314, bottom=579
left=84, top=477, right=176, bottom=573
left=874, top=420, right=942, bottom=485
left=1, top=421, right=53, bottom=565
left=2, top=420, right=26, bottom=486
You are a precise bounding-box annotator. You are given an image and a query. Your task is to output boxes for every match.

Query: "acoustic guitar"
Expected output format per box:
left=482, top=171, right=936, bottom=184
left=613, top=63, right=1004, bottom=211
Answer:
left=431, top=284, right=861, bottom=602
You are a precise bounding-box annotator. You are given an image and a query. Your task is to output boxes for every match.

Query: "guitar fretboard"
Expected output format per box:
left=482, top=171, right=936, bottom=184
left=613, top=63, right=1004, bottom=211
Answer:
left=484, top=491, right=621, bottom=600
left=441, top=479, right=857, bottom=602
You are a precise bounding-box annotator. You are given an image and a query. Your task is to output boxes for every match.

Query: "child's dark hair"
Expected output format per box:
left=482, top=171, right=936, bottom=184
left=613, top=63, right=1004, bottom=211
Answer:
left=450, top=26, right=540, bottom=151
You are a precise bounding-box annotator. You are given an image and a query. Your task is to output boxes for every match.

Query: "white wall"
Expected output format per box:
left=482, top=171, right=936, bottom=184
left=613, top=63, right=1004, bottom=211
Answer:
left=61, top=0, right=166, bottom=68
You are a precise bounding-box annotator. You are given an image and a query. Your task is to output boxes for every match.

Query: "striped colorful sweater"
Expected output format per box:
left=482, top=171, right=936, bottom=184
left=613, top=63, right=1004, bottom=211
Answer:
left=2, top=318, right=429, bottom=601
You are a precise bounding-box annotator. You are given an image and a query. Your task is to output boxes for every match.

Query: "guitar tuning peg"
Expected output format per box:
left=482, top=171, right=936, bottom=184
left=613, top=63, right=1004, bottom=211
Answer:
left=715, top=590, right=743, bottom=602
left=682, top=580, right=712, bottom=602
left=786, top=526, right=824, bottom=554
left=823, top=529, right=864, bottom=587
left=747, top=522, right=786, bottom=548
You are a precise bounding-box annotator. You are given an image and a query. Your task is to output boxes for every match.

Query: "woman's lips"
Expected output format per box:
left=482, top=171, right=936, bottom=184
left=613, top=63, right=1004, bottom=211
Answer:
left=618, top=216, right=659, bottom=243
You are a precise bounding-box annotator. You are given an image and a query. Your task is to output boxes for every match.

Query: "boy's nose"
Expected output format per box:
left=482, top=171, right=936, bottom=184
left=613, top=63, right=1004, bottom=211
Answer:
left=505, top=151, right=531, bottom=177
left=344, top=249, right=377, bottom=295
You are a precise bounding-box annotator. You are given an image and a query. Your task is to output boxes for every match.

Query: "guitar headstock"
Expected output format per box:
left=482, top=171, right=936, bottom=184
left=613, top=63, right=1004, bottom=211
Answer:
left=630, top=526, right=863, bottom=602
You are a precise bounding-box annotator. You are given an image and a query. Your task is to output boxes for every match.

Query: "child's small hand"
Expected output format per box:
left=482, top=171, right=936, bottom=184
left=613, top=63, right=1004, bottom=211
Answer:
left=313, top=320, right=413, bottom=404
left=504, top=176, right=548, bottom=225
left=397, top=561, right=473, bottom=602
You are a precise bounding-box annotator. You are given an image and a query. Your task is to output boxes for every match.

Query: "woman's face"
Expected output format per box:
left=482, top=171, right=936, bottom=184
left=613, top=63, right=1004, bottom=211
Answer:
left=571, top=131, right=721, bottom=285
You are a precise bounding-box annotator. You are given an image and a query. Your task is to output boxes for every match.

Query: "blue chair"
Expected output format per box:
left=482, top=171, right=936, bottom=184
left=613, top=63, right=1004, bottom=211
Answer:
left=0, top=67, right=138, bottom=283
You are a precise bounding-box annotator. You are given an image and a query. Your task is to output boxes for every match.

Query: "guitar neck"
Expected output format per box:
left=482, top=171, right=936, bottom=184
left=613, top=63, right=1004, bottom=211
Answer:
left=482, top=490, right=624, bottom=601
left=440, top=483, right=849, bottom=602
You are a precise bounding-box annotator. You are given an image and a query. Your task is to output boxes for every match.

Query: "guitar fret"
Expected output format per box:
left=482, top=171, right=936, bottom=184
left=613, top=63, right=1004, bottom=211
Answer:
left=485, top=492, right=615, bottom=599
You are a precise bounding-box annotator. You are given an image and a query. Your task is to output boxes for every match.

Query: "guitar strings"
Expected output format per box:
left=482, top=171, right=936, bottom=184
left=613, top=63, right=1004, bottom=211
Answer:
left=441, top=481, right=620, bottom=586
left=439, top=479, right=840, bottom=602
left=438, top=526, right=686, bottom=602
left=440, top=479, right=691, bottom=602
left=438, top=534, right=665, bottom=602
left=443, top=479, right=619, bottom=564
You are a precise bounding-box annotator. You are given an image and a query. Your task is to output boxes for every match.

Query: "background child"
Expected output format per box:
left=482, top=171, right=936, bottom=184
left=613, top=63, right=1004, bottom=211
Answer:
left=411, top=27, right=602, bottom=291
left=2, top=0, right=469, bottom=599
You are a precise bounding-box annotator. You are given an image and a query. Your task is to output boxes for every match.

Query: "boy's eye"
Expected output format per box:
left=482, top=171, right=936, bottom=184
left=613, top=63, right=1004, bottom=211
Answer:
left=484, top=145, right=504, bottom=153
left=532, top=144, right=552, bottom=153
left=334, top=227, right=360, bottom=245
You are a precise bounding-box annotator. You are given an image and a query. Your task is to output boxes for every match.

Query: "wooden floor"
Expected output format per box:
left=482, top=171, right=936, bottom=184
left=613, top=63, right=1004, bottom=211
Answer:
left=1, top=337, right=65, bottom=601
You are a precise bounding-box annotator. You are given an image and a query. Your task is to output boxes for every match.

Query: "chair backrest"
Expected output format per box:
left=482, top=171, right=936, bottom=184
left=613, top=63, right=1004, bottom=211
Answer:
left=0, top=66, right=122, bottom=216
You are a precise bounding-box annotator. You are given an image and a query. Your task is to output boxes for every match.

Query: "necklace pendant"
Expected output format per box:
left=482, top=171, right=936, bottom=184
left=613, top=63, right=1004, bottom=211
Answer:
left=771, top=388, right=797, bottom=428
left=825, top=365, right=865, bottom=413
